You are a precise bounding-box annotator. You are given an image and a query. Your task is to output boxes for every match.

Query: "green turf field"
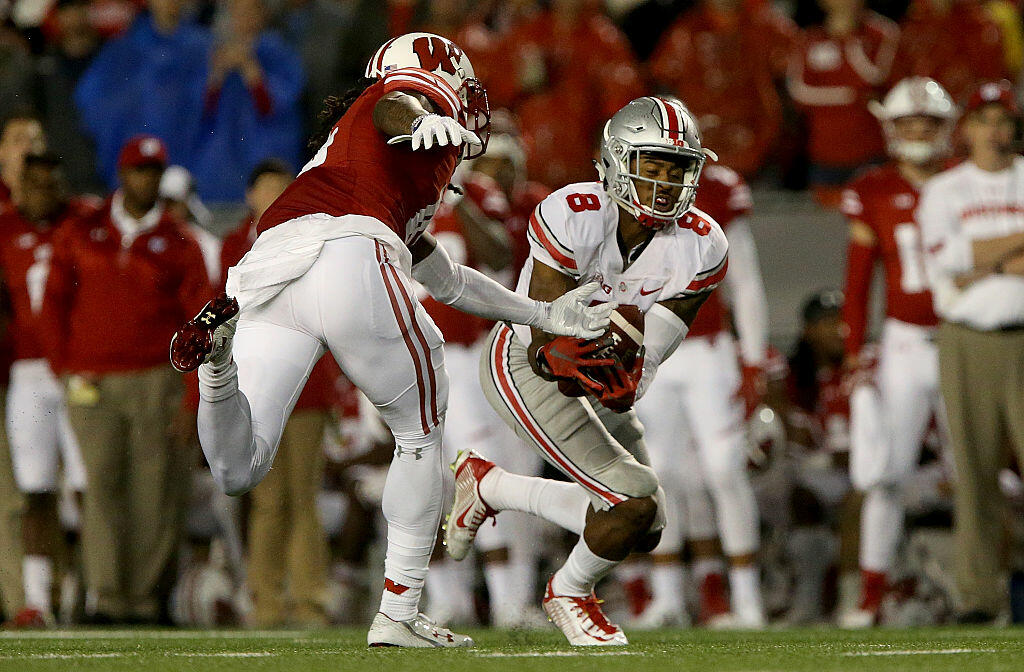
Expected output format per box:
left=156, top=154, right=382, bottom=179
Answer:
left=0, top=627, right=1022, bottom=672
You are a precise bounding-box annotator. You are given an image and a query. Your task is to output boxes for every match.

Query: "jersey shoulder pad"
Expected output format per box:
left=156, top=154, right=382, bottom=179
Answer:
left=670, top=206, right=729, bottom=297
left=380, top=67, right=462, bottom=119
left=527, top=183, right=609, bottom=276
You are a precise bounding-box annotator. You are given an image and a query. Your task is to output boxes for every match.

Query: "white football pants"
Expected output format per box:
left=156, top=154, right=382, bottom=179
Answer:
left=850, top=319, right=944, bottom=574
left=198, top=235, right=449, bottom=621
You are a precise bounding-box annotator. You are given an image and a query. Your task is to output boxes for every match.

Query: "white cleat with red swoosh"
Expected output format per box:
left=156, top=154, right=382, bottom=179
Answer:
left=542, top=577, right=629, bottom=646
left=444, top=450, right=498, bottom=561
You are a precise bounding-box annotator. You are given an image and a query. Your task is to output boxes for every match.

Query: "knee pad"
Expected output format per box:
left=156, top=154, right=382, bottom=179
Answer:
left=390, top=425, right=444, bottom=462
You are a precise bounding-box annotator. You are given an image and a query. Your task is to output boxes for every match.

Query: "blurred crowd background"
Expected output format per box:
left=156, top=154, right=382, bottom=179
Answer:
left=0, top=0, right=1023, bottom=632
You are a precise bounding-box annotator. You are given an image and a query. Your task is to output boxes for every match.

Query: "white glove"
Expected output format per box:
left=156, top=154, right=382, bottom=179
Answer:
left=529, top=282, right=615, bottom=339
left=409, top=114, right=482, bottom=152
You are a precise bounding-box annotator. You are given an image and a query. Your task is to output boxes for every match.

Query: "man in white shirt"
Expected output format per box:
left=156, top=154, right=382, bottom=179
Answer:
left=917, top=80, right=1024, bottom=623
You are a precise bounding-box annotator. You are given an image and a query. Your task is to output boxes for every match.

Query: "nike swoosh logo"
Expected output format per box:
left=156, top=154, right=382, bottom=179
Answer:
left=639, top=286, right=663, bottom=296
left=455, top=505, right=473, bottom=529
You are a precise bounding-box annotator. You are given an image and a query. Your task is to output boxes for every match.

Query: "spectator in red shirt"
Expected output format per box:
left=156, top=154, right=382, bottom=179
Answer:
left=787, top=0, right=899, bottom=201
left=220, top=159, right=334, bottom=627
left=889, top=0, right=1008, bottom=103
left=488, top=0, right=646, bottom=188
left=649, top=0, right=796, bottom=178
left=41, top=135, right=211, bottom=623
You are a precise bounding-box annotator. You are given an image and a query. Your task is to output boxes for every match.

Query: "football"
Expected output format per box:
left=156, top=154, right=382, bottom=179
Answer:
left=598, top=304, right=645, bottom=369
left=556, top=304, right=644, bottom=397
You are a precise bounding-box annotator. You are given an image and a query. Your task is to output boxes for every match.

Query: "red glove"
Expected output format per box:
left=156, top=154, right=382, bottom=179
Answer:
left=736, top=364, right=766, bottom=420
left=536, top=336, right=616, bottom=394
left=597, top=349, right=644, bottom=413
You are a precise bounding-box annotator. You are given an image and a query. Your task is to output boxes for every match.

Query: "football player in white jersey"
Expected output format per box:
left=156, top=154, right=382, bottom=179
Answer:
left=443, top=97, right=728, bottom=645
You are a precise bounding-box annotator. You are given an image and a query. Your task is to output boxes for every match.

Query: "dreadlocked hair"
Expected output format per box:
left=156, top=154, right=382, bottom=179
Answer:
left=308, top=76, right=377, bottom=151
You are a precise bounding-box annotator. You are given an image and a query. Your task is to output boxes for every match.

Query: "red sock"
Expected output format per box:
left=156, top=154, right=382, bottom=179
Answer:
left=859, top=569, right=887, bottom=613
left=622, top=576, right=652, bottom=617
left=699, top=573, right=731, bottom=623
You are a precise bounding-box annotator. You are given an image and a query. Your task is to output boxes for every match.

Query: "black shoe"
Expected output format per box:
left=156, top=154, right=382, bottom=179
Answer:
left=954, top=610, right=996, bottom=625
left=81, top=612, right=117, bottom=626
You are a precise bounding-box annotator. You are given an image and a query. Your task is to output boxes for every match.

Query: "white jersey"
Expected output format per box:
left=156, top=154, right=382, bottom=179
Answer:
left=512, top=181, right=729, bottom=345
left=918, top=157, right=1024, bottom=329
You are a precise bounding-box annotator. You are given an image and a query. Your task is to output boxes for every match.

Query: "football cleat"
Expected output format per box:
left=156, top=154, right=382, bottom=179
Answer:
left=542, top=577, right=628, bottom=646
left=7, top=607, right=50, bottom=629
left=170, top=294, right=240, bottom=373
left=367, top=612, right=474, bottom=648
left=838, top=607, right=877, bottom=629
left=444, top=450, right=497, bottom=561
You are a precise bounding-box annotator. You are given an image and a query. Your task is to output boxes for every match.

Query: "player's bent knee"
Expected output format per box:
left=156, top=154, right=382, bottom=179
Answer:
left=611, top=495, right=658, bottom=534
left=636, top=530, right=662, bottom=553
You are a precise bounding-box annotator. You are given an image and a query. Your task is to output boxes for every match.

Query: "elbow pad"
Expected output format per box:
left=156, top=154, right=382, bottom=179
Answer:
left=635, top=303, right=688, bottom=401
left=644, top=303, right=688, bottom=368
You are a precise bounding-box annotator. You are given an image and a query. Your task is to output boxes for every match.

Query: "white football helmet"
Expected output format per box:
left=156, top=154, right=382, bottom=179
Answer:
left=597, top=96, right=716, bottom=230
left=869, top=77, right=959, bottom=165
left=366, top=32, right=490, bottom=158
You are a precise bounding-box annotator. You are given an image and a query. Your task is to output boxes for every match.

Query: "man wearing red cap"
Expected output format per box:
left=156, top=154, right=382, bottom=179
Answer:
left=917, top=80, right=1024, bottom=623
left=40, top=135, right=211, bottom=623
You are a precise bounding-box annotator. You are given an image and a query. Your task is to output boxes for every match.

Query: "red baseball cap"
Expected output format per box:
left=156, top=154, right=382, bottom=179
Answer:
left=965, top=80, right=1019, bottom=115
left=118, top=135, right=168, bottom=170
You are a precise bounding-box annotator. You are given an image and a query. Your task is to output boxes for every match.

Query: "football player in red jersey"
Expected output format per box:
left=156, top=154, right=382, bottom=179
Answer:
left=838, top=77, right=959, bottom=627
left=169, top=32, right=612, bottom=648
left=0, top=153, right=96, bottom=623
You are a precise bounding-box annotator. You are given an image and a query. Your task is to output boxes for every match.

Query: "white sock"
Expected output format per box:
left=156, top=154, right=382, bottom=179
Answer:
left=728, top=564, right=764, bottom=624
left=23, top=555, right=53, bottom=614
left=378, top=434, right=445, bottom=622
left=860, top=485, right=903, bottom=573
left=551, top=538, right=619, bottom=597
left=650, top=562, right=684, bottom=609
left=479, top=468, right=590, bottom=535
left=692, top=556, right=725, bottom=585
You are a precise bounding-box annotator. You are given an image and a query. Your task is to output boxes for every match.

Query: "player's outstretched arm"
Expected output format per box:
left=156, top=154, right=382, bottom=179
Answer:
left=374, top=90, right=481, bottom=152
left=411, top=233, right=612, bottom=338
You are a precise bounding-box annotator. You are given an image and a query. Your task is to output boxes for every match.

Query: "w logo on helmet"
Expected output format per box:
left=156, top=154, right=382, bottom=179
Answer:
left=412, top=36, right=463, bottom=76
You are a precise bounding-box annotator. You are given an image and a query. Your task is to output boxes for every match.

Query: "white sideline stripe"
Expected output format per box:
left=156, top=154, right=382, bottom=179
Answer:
left=842, top=648, right=996, bottom=657
left=474, top=651, right=636, bottom=658
left=0, top=629, right=312, bottom=640
left=0, top=652, right=276, bottom=660
left=0, top=653, right=123, bottom=660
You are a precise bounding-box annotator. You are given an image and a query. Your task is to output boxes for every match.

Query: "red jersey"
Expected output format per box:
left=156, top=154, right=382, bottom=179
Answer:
left=422, top=204, right=491, bottom=347
left=688, top=165, right=752, bottom=338
left=221, top=214, right=337, bottom=411
left=506, top=180, right=551, bottom=276
left=489, top=9, right=645, bottom=188
left=258, top=68, right=462, bottom=246
left=840, top=164, right=938, bottom=357
left=0, top=199, right=100, bottom=361
left=785, top=360, right=851, bottom=455
left=42, top=198, right=211, bottom=374
left=648, top=6, right=795, bottom=177
left=890, top=0, right=1007, bottom=102
left=787, top=12, right=898, bottom=168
